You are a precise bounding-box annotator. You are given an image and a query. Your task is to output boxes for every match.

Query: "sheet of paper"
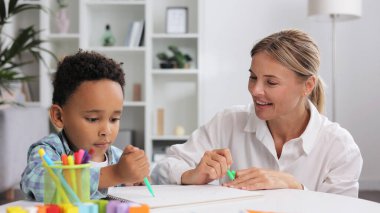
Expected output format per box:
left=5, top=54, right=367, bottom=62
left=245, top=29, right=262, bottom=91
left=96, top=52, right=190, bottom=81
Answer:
left=108, top=185, right=262, bottom=208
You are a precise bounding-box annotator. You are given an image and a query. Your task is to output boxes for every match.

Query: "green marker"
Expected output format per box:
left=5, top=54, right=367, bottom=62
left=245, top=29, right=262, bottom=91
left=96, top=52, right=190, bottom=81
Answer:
left=144, top=177, right=155, bottom=197
left=227, top=169, right=236, bottom=181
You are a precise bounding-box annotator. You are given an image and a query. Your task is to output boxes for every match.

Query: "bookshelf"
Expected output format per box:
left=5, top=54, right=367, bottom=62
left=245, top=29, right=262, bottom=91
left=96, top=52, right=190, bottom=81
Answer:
left=148, top=0, right=201, bottom=161
left=20, top=0, right=201, bottom=162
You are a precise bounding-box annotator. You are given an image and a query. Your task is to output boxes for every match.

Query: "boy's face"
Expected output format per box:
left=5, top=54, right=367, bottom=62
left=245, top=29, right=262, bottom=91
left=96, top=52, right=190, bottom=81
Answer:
left=59, top=79, right=124, bottom=160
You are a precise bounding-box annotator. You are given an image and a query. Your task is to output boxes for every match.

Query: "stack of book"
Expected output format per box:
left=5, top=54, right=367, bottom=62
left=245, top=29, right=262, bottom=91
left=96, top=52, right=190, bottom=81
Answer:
left=125, top=20, right=145, bottom=47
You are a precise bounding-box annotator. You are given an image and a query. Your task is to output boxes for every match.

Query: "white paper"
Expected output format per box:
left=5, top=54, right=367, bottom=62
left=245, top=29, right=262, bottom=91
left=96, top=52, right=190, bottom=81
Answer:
left=108, top=185, right=261, bottom=208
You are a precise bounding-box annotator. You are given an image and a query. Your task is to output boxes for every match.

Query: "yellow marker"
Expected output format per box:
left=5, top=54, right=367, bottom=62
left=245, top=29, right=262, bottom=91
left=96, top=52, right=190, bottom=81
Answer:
left=67, top=155, right=78, bottom=195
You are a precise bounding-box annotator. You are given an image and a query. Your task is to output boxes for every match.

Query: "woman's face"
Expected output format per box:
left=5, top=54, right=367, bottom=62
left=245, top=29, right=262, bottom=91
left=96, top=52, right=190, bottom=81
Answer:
left=248, top=52, right=308, bottom=121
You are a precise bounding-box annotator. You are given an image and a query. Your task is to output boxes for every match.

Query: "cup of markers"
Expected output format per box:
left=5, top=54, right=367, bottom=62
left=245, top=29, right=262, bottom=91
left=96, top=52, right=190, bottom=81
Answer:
left=40, top=148, right=92, bottom=204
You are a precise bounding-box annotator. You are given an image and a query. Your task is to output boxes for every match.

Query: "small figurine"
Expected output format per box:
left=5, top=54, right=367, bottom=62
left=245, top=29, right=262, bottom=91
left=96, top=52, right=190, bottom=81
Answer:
left=102, top=24, right=116, bottom=46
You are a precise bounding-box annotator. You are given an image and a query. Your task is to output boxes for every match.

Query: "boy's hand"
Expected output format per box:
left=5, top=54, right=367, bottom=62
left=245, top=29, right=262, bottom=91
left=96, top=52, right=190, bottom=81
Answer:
left=116, top=145, right=150, bottom=184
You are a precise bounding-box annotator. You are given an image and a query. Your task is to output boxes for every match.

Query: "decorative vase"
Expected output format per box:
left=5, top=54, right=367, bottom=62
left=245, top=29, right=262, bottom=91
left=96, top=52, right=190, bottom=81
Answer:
left=56, top=8, right=70, bottom=33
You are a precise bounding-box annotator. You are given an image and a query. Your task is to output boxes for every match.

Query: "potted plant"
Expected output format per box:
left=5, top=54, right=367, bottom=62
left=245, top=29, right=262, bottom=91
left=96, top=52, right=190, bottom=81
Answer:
left=0, top=0, right=55, bottom=105
left=156, top=45, right=192, bottom=69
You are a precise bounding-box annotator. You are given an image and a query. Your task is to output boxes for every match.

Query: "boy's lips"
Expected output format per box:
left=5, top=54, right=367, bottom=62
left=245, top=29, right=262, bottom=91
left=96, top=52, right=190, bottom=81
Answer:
left=93, top=142, right=111, bottom=149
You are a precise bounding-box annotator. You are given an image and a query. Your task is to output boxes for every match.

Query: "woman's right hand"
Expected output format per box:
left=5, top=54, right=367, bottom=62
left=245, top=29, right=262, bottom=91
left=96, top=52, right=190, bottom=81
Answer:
left=181, top=148, right=232, bottom=185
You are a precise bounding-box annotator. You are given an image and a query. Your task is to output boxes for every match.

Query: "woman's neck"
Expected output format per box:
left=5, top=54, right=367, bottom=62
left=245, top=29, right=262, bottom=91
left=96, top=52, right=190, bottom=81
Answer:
left=267, top=106, right=310, bottom=158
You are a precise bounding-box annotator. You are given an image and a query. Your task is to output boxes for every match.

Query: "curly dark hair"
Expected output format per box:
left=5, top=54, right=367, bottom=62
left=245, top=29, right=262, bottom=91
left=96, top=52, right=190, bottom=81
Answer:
left=52, top=50, right=125, bottom=106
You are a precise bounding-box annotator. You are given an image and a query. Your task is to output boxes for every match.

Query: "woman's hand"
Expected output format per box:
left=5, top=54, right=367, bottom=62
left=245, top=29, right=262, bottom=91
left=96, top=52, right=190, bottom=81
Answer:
left=181, top=148, right=233, bottom=185
left=223, top=167, right=303, bottom=190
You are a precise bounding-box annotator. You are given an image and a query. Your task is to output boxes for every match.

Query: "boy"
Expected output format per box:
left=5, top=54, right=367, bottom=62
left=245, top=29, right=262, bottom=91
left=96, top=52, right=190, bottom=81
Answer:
left=20, top=51, right=150, bottom=201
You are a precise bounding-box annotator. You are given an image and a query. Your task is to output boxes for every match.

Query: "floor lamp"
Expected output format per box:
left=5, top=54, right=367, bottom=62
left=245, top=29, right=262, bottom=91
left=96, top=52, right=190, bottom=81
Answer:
left=308, top=0, right=362, bottom=121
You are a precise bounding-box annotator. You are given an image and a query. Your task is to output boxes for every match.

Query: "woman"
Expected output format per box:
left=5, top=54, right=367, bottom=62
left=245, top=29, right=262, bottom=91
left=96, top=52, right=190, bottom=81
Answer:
left=152, top=29, right=362, bottom=197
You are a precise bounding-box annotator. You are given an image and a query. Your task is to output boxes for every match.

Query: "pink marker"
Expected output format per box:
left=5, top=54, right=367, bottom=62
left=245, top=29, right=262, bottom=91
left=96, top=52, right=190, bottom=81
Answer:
left=75, top=149, right=85, bottom=164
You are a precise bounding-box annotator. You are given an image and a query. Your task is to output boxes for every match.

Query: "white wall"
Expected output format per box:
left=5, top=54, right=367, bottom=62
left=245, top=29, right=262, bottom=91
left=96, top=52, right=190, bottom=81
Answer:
left=201, top=0, right=380, bottom=190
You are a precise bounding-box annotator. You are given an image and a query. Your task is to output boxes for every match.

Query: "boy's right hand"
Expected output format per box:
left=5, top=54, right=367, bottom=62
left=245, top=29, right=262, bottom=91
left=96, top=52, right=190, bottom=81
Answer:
left=116, top=145, right=149, bottom=184
left=181, top=148, right=232, bottom=185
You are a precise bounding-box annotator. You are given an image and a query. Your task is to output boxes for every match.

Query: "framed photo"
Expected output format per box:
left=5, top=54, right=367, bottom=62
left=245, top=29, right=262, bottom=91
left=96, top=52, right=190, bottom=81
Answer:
left=166, top=7, right=188, bottom=34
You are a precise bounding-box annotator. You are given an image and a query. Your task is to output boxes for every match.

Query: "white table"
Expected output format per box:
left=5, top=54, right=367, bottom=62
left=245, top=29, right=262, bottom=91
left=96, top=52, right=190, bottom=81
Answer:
left=1, top=189, right=380, bottom=213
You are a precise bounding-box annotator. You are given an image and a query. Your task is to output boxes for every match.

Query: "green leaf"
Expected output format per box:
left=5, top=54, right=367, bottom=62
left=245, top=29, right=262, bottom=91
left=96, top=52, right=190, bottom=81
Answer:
left=0, top=0, right=6, bottom=24
left=8, top=0, right=18, bottom=14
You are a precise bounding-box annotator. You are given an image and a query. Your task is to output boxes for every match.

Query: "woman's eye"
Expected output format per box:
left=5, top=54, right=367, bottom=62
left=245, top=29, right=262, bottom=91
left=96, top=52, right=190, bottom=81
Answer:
left=267, top=80, right=278, bottom=85
left=249, top=76, right=257, bottom=80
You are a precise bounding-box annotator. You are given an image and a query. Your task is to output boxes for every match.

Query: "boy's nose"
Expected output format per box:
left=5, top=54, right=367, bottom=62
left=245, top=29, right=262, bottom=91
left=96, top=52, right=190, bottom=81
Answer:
left=99, top=122, right=112, bottom=136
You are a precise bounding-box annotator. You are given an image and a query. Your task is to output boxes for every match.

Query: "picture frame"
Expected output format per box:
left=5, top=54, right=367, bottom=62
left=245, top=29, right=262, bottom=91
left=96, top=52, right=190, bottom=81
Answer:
left=166, top=7, right=188, bottom=34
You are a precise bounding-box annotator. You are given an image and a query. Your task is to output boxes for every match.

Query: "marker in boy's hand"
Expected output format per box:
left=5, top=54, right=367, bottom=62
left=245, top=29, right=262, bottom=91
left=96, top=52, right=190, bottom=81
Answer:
left=116, top=145, right=150, bottom=184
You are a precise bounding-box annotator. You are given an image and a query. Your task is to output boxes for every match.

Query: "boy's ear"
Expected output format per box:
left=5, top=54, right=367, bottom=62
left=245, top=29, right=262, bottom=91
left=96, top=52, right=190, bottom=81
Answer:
left=50, top=104, right=64, bottom=129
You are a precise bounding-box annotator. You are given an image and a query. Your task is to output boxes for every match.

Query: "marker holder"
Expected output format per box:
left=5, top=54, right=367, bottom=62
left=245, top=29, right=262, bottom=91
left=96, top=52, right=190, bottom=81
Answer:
left=43, top=162, right=90, bottom=204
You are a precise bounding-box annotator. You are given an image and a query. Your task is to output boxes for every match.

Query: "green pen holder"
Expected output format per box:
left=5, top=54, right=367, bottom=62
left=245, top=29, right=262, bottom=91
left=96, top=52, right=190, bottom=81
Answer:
left=43, top=162, right=90, bottom=204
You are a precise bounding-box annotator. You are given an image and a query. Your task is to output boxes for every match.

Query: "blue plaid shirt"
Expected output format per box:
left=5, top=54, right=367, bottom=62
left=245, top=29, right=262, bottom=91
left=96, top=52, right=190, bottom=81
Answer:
left=20, top=131, right=123, bottom=201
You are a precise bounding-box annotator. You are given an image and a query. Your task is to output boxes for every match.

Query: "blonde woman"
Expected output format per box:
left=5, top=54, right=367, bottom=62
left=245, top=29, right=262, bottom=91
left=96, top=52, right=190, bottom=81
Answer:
left=152, top=29, right=362, bottom=197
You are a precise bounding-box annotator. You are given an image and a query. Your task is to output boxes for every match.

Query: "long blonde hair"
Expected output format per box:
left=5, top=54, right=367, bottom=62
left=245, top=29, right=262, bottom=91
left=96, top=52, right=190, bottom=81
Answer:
left=250, top=29, right=325, bottom=113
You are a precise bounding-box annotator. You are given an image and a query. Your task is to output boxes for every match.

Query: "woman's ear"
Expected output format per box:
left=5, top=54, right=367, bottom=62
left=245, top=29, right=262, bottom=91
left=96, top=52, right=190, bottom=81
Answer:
left=304, top=75, right=316, bottom=96
left=50, top=104, right=64, bottom=129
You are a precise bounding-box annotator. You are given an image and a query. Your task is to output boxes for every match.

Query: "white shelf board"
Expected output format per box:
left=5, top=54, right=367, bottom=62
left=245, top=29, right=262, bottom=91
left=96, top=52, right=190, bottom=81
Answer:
left=21, top=1, right=41, bottom=5
left=24, top=102, right=41, bottom=107
left=152, top=69, right=198, bottom=75
left=123, top=101, right=146, bottom=107
left=152, top=33, right=198, bottom=39
left=48, top=33, right=80, bottom=40
left=152, top=135, right=190, bottom=141
left=86, top=0, right=145, bottom=6
left=89, top=46, right=145, bottom=52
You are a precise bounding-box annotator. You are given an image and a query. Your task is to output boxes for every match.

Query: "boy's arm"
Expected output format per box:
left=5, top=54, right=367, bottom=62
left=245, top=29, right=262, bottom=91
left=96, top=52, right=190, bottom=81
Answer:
left=20, top=145, right=57, bottom=202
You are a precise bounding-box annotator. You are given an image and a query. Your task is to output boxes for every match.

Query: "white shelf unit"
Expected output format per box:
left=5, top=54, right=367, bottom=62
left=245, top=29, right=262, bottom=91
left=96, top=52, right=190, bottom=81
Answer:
left=29, top=0, right=201, bottom=162
left=148, top=0, right=201, bottom=161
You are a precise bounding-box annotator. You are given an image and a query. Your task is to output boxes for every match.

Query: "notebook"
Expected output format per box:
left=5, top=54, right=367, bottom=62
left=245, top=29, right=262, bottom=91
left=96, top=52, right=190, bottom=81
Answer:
left=107, top=185, right=262, bottom=209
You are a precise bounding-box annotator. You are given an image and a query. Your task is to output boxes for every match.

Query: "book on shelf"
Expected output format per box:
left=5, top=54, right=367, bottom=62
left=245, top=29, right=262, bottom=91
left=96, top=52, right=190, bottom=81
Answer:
left=125, top=20, right=145, bottom=47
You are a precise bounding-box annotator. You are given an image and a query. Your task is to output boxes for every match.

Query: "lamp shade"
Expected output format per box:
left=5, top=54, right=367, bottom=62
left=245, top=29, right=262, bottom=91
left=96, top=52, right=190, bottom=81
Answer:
left=308, top=0, right=362, bottom=21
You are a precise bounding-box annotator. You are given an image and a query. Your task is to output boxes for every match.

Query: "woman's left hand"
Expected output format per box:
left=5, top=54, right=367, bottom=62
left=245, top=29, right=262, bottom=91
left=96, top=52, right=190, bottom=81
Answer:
left=222, top=167, right=303, bottom=190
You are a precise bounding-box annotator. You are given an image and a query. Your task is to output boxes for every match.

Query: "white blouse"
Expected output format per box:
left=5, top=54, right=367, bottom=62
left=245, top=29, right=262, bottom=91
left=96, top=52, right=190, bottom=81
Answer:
left=152, top=101, right=363, bottom=197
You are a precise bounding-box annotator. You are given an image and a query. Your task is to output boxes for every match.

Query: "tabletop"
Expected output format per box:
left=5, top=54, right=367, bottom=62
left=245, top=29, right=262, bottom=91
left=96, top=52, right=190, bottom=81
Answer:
left=1, top=189, right=380, bottom=213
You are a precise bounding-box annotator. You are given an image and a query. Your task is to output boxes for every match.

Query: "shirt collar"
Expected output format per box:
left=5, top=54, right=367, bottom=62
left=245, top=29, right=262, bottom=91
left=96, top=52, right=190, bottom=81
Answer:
left=58, top=130, right=75, bottom=156
left=244, top=100, right=322, bottom=155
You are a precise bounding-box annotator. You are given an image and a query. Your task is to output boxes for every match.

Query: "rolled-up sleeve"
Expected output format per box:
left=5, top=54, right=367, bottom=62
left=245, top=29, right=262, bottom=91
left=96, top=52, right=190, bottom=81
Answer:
left=319, top=145, right=363, bottom=197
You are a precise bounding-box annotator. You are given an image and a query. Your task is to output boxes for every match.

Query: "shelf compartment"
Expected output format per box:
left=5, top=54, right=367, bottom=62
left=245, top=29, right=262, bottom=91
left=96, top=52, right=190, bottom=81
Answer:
left=84, top=4, right=145, bottom=48
left=48, top=1, right=80, bottom=34
left=153, top=37, right=198, bottom=69
left=45, top=39, right=79, bottom=69
left=93, top=51, right=146, bottom=102
left=118, top=107, right=145, bottom=149
left=152, top=75, right=198, bottom=137
left=152, top=0, right=198, bottom=34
